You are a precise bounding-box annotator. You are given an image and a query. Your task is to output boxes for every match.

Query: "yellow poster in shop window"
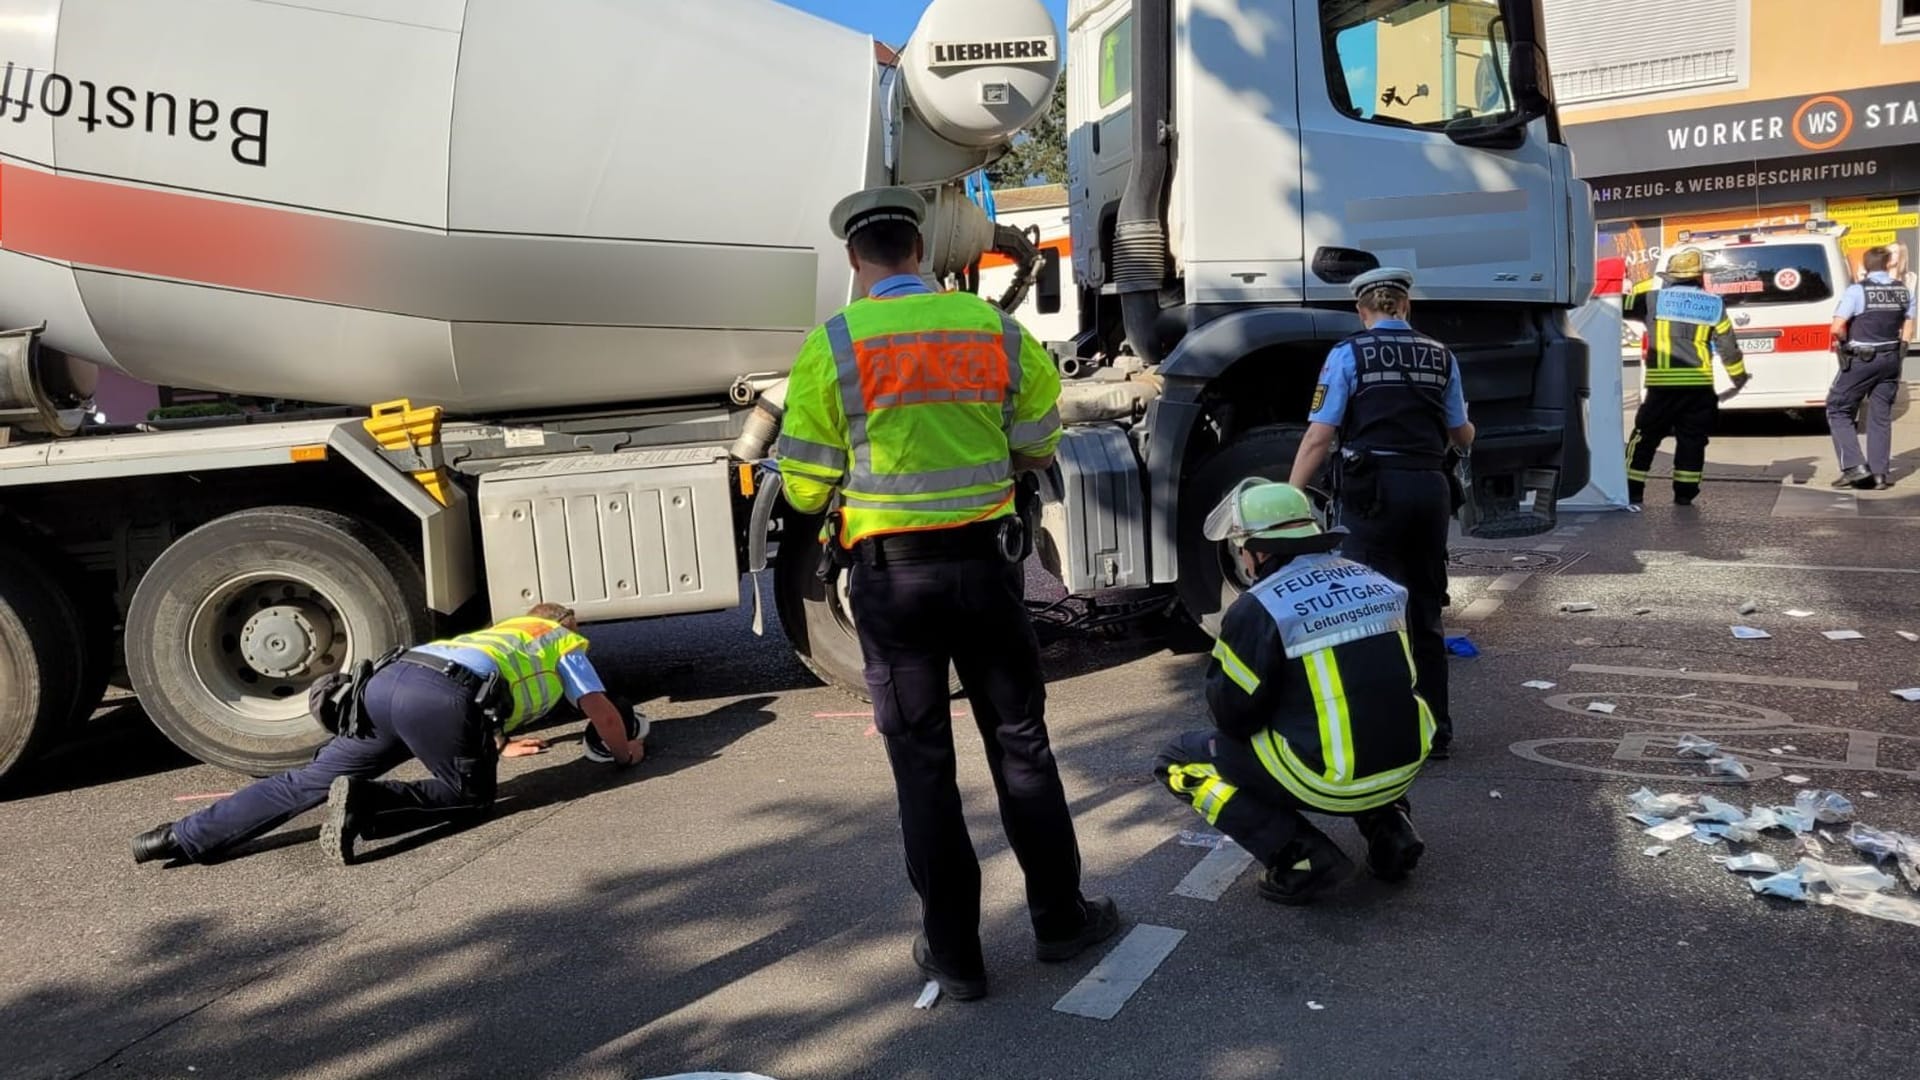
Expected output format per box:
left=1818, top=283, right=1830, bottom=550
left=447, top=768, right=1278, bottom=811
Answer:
left=1828, top=197, right=1920, bottom=286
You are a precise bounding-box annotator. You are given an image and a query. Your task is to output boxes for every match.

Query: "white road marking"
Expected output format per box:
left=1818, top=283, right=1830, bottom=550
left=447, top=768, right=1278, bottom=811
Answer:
left=1558, top=528, right=1585, bottom=537
left=1567, top=663, right=1859, bottom=692
left=1680, top=560, right=1920, bottom=576
left=1536, top=543, right=1566, bottom=552
left=1053, top=925, right=1187, bottom=1021
left=1489, top=572, right=1533, bottom=593
left=1575, top=514, right=1599, bottom=524
left=1459, top=597, right=1504, bottom=621
left=1173, top=841, right=1254, bottom=901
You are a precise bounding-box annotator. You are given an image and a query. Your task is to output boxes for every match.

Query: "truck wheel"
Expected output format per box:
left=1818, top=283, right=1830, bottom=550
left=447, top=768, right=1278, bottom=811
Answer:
left=125, top=507, right=429, bottom=776
left=773, top=511, right=874, bottom=700
left=771, top=509, right=962, bottom=701
left=0, top=547, right=82, bottom=791
left=1176, top=424, right=1309, bottom=636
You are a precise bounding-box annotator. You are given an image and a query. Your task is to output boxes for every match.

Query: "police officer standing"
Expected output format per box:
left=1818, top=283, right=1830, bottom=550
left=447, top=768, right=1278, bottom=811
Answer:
left=777, top=187, right=1117, bottom=1002
left=1156, top=480, right=1432, bottom=905
left=1290, top=268, right=1472, bottom=759
left=131, top=604, right=641, bottom=867
left=1624, top=247, right=1750, bottom=507
left=1828, top=245, right=1915, bottom=490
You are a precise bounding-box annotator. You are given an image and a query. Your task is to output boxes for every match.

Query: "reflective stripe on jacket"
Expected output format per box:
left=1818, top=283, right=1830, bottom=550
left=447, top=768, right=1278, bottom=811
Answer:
left=430, top=617, right=590, bottom=733
left=1205, top=555, right=1434, bottom=813
left=1644, top=285, right=1746, bottom=388
left=776, top=290, right=1063, bottom=546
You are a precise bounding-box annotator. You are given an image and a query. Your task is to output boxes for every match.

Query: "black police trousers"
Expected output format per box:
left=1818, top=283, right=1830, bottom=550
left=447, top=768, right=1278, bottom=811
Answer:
left=1828, top=347, right=1903, bottom=476
left=1628, top=387, right=1718, bottom=503
left=850, top=553, right=1087, bottom=980
left=172, top=663, right=498, bottom=861
left=1154, top=730, right=1411, bottom=866
left=1339, top=468, right=1453, bottom=746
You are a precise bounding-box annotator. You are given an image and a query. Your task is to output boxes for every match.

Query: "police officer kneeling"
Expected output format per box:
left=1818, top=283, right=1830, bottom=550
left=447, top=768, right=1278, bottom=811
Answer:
left=1155, top=481, right=1433, bottom=904
left=1291, top=267, right=1472, bottom=758
left=131, top=604, right=641, bottom=867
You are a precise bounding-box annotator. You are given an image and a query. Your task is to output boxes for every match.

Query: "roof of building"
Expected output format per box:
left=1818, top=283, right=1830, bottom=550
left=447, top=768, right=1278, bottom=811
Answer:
left=875, top=41, right=899, bottom=66
left=992, top=183, right=1069, bottom=212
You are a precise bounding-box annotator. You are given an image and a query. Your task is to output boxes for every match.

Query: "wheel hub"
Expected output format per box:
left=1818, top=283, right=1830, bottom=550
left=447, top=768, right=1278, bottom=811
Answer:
left=238, top=599, right=336, bottom=679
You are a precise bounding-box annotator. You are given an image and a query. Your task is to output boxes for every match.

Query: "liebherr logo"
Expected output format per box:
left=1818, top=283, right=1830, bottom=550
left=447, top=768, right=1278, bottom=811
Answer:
left=928, top=38, right=1055, bottom=69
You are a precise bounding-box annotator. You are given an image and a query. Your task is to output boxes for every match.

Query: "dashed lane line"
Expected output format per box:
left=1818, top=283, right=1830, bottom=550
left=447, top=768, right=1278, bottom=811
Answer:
left=1172, top=842, right=1254, bottom=901
left=1488, top=572, right=1533, bottom=594
left=1567, top=663, right=1859, bottom=692
left=1458, top=597, right=1504, bottom=621
left=1052, top=925, right=1187, bottom=1021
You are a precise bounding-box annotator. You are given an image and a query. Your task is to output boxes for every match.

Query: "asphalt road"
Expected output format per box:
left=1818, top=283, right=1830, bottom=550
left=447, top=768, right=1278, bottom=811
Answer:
left=5, top=410, right=1920, bottom=1080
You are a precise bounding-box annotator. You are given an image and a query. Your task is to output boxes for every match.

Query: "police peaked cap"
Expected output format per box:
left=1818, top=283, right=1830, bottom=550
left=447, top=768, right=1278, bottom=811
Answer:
left=830, top=186, right=928, bottom=241
left=1351, top=266, right=1415, bottom=300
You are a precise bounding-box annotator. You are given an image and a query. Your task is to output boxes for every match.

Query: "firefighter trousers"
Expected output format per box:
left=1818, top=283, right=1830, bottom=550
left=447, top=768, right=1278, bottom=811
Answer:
left=1628, top=386, right=1718, bottom=504
left=1153, top=730, right=1411, bottom=867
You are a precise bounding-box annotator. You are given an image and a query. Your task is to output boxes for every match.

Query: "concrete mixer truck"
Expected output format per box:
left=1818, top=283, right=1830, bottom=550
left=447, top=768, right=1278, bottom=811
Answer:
left=0, top=0, right=1594, bottom=787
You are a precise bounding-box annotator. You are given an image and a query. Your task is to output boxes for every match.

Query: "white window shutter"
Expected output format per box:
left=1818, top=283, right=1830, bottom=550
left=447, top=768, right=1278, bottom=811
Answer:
left=1543, top=0, right=1741, bottom=104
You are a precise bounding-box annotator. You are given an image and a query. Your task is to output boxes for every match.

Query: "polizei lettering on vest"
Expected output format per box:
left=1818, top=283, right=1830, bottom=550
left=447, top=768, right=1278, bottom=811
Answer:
left=928, top=39, right=1056, bottom=69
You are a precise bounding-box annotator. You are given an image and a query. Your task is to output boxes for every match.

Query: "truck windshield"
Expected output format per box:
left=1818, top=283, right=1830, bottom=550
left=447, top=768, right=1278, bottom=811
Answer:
left=1703, top=244, right=1835, bottom=307
left=1321, top=0, right=1514, bottom=128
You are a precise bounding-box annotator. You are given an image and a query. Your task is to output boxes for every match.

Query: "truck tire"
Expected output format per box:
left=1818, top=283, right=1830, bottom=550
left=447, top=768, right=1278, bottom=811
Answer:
left=125, top=507, right=430, bottom=776
left=0, top=547, right=82, bottom=791
left=773, top=511, right=873, bottom=700
left=771, top=509, right=963, bottom=701
left=1176, top=424, right=1309, bottom=636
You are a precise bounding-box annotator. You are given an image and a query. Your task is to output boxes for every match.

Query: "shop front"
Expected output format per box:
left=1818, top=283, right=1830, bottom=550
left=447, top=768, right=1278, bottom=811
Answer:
left=1566, top=81, right=1920, bottom=297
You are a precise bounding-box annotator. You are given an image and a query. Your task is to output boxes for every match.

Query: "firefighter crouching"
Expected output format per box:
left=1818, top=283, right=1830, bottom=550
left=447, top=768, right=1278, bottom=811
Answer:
left=1153, top=480, right=1433, bottom=905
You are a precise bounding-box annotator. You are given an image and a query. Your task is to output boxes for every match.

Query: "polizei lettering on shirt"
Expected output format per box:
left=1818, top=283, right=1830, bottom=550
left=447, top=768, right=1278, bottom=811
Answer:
left=1251, top=554, right=1409, bottom=659
left=1354, top=336, right=1450, bottom=389
left=928, top=39, right=1056, bottom=69
left=1864, top=286, right=1910, bottom=312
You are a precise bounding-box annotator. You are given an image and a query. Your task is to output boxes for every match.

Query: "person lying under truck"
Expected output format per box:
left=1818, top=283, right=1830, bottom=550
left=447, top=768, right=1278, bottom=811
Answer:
left=1153, top=480, right=1433, bottom=905
left=132, top=603, right=643, bottom=867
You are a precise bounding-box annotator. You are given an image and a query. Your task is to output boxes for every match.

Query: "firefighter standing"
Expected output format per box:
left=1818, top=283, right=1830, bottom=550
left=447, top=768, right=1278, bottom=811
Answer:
left=1155, top=480, right=1431, bottom=905
left=776, top=187, right=1117, bottom=1002
left=1828, top=245, right=1915, bottom=490
left=131, top=604, right=641, bottom=867
left=1290, top=268, right=1473, bottom=759
left=1625, top=248, right=1750, bottom=507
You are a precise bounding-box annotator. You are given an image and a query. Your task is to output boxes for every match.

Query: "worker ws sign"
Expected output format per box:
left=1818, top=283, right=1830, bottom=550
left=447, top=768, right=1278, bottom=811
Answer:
left=927, top=38, right=1056, bottom=68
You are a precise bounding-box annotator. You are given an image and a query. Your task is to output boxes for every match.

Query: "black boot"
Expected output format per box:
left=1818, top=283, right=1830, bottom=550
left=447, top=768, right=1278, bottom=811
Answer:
left=317, top=776, right=366, bottom=866
left=1362, top=808, right=1426, bottom=882
left=1256, top=831, right=1353, bottom=906
left=913, top=935, right=988, bottom=1001
left=131, top=823, right=182, bottom=865
left=1856, top=473, right=1892, bottom=491
left=1035, top=895, right=1121, bottom=962
left=1833, top=465, right=1872, bottom=488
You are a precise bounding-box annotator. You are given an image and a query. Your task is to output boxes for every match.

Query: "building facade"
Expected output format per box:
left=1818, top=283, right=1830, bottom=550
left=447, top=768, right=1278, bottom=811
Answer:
left=1549, top=0, right=1920, bottom=295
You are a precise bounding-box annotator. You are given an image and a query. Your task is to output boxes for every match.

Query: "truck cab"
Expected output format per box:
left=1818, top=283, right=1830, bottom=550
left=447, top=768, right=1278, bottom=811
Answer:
left=1053, top=0, right=1594, bottom=623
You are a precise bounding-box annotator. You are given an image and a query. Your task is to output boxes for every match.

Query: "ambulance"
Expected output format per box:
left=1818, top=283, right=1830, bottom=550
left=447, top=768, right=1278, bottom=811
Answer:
left=1636, top=221, right=1853, bottom=412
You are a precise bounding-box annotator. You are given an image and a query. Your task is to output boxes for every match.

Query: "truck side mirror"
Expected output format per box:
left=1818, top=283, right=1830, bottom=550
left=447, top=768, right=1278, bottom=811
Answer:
left=1509, top=41, right=1554, bottom=118
left=1037, top=248, right=1063, bottom=315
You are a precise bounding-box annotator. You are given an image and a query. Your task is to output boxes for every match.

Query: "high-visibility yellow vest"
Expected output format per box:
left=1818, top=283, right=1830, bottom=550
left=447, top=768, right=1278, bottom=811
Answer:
left=776, top=290, right=1063, bottom=546
left=431, top=617, right=590, bottom=732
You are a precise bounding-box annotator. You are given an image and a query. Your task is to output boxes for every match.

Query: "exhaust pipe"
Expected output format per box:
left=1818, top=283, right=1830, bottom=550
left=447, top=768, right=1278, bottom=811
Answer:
left=1112, top=0, right=1172, bottom=366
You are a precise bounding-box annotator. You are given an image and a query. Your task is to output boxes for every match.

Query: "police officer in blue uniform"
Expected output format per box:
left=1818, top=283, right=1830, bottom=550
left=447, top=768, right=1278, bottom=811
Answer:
left=1291, top=268, right=1474, bottom=759
left=1828, top=246, right=1915, bottom=490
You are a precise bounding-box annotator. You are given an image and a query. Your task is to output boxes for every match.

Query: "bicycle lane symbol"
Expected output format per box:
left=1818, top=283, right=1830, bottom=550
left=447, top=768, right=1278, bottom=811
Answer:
left=1509, top=692, right=1920, bottom=785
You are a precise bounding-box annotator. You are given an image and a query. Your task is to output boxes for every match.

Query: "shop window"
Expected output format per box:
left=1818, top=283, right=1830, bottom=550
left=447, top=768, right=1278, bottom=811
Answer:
left=1099, top=15, right=1133, bottom=108
left=1543, top=0, right=1742, bottom=105
left=1320, top=0, right=1516, bottom=129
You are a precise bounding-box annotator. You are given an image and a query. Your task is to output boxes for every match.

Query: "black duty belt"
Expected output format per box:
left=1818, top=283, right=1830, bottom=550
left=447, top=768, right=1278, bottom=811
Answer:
left=398, top=650, right=493, bottom=697
left=1364, top=452, right=1448, bottom=471
left=853, top=520, right=1008, bottom=566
